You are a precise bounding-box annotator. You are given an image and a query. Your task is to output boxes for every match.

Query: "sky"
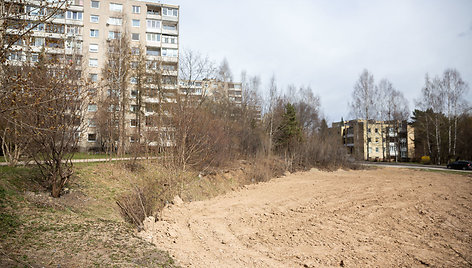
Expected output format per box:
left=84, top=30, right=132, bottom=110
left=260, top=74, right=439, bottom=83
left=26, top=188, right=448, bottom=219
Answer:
left=161, top=0, right=472, bottom=124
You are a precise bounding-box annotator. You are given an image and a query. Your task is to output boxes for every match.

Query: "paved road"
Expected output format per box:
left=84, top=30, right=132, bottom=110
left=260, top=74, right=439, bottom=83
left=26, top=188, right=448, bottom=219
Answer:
left=363, top=161, right=472, bottom=173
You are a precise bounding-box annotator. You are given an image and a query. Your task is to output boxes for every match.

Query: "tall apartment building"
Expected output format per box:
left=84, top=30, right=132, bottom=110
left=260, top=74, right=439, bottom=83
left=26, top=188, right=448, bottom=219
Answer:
left=179, top=79, right=243, bottom=105
left=3, top=0, right=180, bottom=152
left=331, top=119, right=415, bottom=161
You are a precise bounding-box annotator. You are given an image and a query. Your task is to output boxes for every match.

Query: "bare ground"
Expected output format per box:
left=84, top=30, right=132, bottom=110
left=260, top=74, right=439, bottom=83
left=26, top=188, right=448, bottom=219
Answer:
left=140, top=168, right=472, bottom=267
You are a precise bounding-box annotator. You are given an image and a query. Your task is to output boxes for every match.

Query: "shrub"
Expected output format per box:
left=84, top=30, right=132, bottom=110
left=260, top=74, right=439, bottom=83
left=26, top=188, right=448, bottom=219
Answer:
left=420, top=156, right=431, bottom=165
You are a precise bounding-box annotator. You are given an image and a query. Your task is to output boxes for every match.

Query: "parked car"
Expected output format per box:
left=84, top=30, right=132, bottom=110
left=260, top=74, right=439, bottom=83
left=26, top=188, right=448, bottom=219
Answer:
left=447, top=160, right=472, bottom=170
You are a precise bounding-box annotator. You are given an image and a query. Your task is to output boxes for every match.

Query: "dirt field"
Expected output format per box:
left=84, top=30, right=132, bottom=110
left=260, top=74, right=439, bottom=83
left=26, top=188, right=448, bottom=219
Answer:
left=140, top=167, right=472, bottom=267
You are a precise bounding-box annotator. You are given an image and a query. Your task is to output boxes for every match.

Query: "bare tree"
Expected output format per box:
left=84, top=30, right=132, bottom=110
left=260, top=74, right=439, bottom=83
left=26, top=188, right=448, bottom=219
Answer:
left=217, top=57, right=233, bottom=82
left=350, top=69, right=377, bottom=160
left=4, top=51, right=86, bottom=197
left=169, top=49, right=216, bottom=171
left=416, top=74, right=444, bottom=164
left=377, top=79, right=409, bottom=161
left=266, top=74, right=279, bottom=155
left=99, top=27, right=131, bottom=157
left=441, top=69, right=469, bottom=158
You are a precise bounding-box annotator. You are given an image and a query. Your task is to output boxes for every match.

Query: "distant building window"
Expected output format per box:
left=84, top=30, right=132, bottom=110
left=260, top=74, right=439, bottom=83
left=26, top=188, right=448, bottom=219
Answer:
left=107, top=17, right=122, bottom=26
left=161, top=48, right=178, bottom=57
left=147, top=19, right=161, bottom=30
left=89, top=58, right=98, bottom=67
left=147, top=6, right=160, bottom=16
left=91, top=1, right=100, bottom=8
left=88, top=120, right=96, bottom=127
left=130, top=77, right=137, bottom=84
left=89, top=43, right=98, bottom=52
left=132, top=5, right=141, bottom=14
left=146, top=33, right=160, bottom=42
left=130, top=119, right=137, bottom=127
left=146, top=47, right=160, bottom=56
left=131, top=47, right=140, bottom=55
left=132, top=19, right=140, bottom=27
left=90, top=15, right=99, bottom=23
left=131, top=33, right=140, bottom=41
left=130, top=105, right=138, bottom=112
left=162, top=35, right=177, bottom=44
left=108, top=31, right=121, bottom=39
left=90, top=73, right=98, bottom=82
left=90, top=29, right=99, bottom=37
left=163, top=7, right=178, bottom=17
left=375, top=128, right=378, bottom=133
left=109, top=3, right=123, bottom=12
left=66, top=11, right=83, bottom=21
left=131, top=90, right=138, bottom=98
left=88, top=104, right=98, bottom=111
left=162, top=24, right=176, bottom=31
left=88, top=133, right=97, bottom=142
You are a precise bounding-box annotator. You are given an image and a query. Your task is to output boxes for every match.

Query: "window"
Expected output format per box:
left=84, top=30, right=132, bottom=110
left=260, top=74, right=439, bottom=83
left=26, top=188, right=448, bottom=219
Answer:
left=375, top=147, right=379, bottom=153
left=131, top=47, right=140, bottom=55
left=132, top=19, right=140, bottom=27
left=34, top=37, right=45, bottom=47
left=90, top=73, right=98, bottom=82
left=31, top=53, right=39, bottom=62
left=147, top=6, right=160, bottom=15
left=162, top=35, right=177, bottom=44
left=147, top=19, right=160, bottom=29
left=375, top=128, right=378, bottom=133
left=131, top=119, right=137, bottom=127
left=131, top=33, right=140, bottom=41
left=130, top=105, right=138, bottom=112
left=375, top=137, right=379, bottom=143
left=131, top=90, right=138, bottom=98
left=146, top=33, right=160, bottom=42
left=132, top=5, right=140, bottom=13
left=90, top=29, right=99, bottom=37
left=107, top=17, right=122, bottom=26
left=146, top=47, right=160, bottom=56
left=161, top=48, right=178, bottom=57
left=89, top=43, right=98, bottom=52
left=109, top=3, right=123, bottom=12
left=91, top=1, right=99, bottom=8
left=89, top=58, right=98, bottom=67
left=66, top=11, right=83, bottom=21
left=108, top=31, right=121, bottom=39
left=130, top=77, right=137, bottom=84
left=163, top=7, right=178, bottom=17
left=163, top=24, right=176, bottom=31
left=88, top=133, right=97, bottom=142
left=88, top=120, right=96, bottom=127
left=88, top=104, right=98, bottom=111
left=131, top=61, right=138, bottom=69
left=90, top=15, right=99, bottom=23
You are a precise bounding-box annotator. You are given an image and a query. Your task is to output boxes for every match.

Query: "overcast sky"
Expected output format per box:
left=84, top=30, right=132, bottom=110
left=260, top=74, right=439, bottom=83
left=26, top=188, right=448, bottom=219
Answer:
left=163, top=0, right=472, bottom=123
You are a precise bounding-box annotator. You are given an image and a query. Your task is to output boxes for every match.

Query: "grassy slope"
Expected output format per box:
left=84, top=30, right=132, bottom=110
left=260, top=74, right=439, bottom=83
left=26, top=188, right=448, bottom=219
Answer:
left=0, top=157, right=286, bottom=267
left=0, top=162, right=176, bottom=268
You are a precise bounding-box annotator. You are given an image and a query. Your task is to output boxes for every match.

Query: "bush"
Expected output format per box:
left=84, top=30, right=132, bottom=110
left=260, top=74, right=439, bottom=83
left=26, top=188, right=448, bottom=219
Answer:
left=420, top=156, right=431, bottom=165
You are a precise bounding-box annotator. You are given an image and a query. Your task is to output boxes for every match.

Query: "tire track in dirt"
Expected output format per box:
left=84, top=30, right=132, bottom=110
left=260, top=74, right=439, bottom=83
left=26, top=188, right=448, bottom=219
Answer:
left=140, top=168, right=472, bottom=267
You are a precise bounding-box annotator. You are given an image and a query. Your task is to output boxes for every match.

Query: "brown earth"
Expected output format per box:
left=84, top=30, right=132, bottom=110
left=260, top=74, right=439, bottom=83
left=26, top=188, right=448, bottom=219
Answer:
left=140, top=168, right=472, bottom=267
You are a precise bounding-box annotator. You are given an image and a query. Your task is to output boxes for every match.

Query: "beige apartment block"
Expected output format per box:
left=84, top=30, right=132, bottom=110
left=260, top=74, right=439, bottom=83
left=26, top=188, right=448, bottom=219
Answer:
left=331, top=119, right=415, bottom=161
left=3, top=0, right=180, bottom=152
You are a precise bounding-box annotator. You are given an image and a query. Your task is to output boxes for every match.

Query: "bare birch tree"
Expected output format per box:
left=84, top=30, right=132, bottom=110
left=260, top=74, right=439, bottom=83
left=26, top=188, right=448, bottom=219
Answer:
left=441, top=69, right=469, bottom=158
left=350, top=69, right=377, bottom=160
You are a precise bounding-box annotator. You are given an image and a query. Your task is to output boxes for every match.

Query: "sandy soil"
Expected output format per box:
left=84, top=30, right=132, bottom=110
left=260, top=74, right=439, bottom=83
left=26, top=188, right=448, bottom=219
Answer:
left=140, top=168, right=472, bottom=267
